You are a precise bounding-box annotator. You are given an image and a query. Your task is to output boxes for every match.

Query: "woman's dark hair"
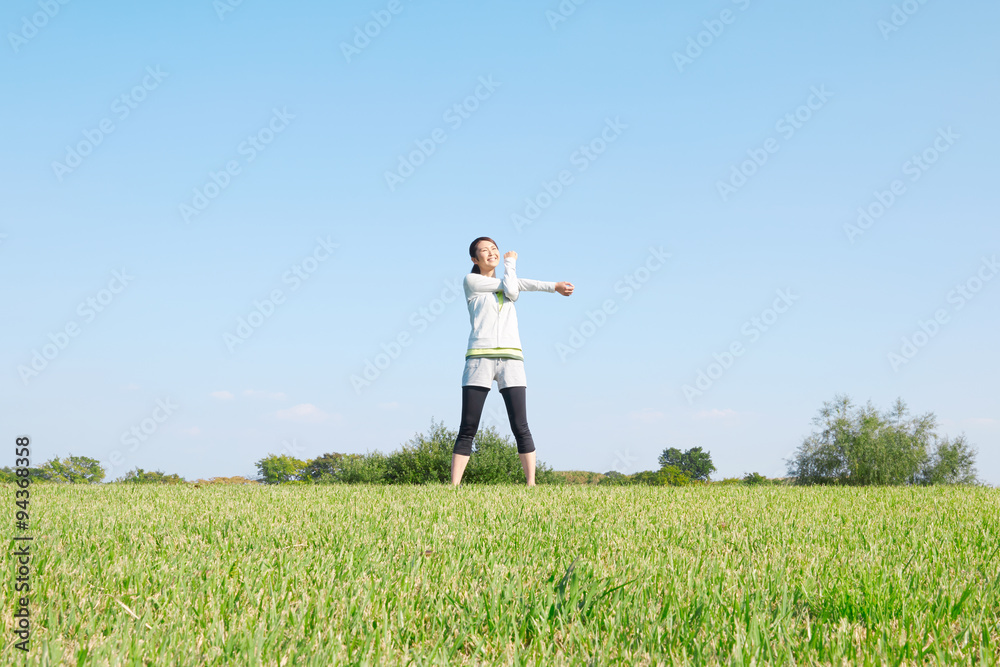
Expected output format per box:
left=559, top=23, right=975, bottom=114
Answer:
left=468, top=237, right=497, bottom=274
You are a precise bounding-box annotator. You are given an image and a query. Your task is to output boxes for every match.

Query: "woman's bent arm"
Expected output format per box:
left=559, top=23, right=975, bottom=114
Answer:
left=464, top=273, right=502, bottom=295
left=502, top=256, right=520, bottom=301
left=463, top=258, right=555, bottom=300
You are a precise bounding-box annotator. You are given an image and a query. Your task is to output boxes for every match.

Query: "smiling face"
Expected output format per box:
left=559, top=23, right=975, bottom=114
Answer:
left=472, top=240, right=500, bottom=273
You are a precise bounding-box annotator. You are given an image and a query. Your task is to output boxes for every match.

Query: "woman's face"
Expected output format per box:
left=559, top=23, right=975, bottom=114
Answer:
left=473, top=241, right=499, bottom=272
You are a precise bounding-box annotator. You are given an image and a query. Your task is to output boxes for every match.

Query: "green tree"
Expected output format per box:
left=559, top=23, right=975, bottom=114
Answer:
left=304, top=452, right=388, bottom=484
left=597, top=466, right=690, bottom=487
left=598, top=471, right=630, bottom=486
left=787, top=394, right=979, bottom=486
left=116, top=468, right=185, bottom=484
left=632, top=465, right=691, bottom=486
left=304, top=452, right=354, bottom=480
left=34, top=455, right=105, bottom=483
left=658, top=448, right=684, bottom=470
left=657, top=446, right=716, bottom=481
left=338, top=452, right=390, bottom=484
left=255, top=454, right=307, bottom=484
left=918, top=434, right=978, bottom=485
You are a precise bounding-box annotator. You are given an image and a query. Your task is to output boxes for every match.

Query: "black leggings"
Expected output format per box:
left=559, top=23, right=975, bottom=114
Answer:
left=453, top=385, right=536, bottom=456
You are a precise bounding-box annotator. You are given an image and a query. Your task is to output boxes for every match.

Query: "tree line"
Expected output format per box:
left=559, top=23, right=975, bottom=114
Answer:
left=0, top=395, right=980, bottom=487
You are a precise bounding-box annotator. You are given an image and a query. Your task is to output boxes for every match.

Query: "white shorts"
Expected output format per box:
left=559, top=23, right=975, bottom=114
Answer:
left=461, top=357, right=526, bottom=390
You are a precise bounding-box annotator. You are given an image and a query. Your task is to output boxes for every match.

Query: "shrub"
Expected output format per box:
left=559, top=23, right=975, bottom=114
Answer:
left=918, top=434, right=979, bottom=485
left=658, top=447, right=716, bottom=481
left=597, top=471, right=631, bottom=486
left=787, top=395, right=979, bottom=486
left=383, top=418, right=455, bottom=484
left=599, top=466, right=691, bottom=487
left=338, top=452, right=390, bottom=484
left=191, top=476, right=258, bottom=486
left=117, top=468, right=185, bottom=484
left=258, top=418, right=557, bottom=486
left=255, top=455, right=307, bottom=484
left=465, top=425, right=556, bottom=484
left=29, top=456, right=105, bottom=483
left=305, top=452, right=384, bottom=484
left=549, top=471, right=606, bottom=485
left=378, top=418, right=557, bottom=485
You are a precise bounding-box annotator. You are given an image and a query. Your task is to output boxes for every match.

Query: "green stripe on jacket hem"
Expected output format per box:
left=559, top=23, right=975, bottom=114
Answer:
left=466, top=347, right=524, bottom=360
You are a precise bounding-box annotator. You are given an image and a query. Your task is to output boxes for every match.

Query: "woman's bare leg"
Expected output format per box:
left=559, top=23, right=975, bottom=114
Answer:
left=519, top=451, right=536, bottom=486
left=451, top=453, right=471, bottom=486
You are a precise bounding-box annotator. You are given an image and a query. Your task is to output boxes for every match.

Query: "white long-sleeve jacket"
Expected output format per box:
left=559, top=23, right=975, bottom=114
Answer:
left=463, top=256, right=557, bottom=361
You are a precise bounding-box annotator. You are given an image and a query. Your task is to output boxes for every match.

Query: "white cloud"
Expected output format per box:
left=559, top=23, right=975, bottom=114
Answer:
left=628, top=408, right=664, bottom=423
left=275, top=403, right=338, bottom=423
left=182, top=426, right=201, bottom=436
left=378, top=402, right=400, bottom=410
left=693, top=408, right=738, bottom=420
left=244, top=389, right=287, bottom=400
left=210, top=391, right=234, bottom=400
left=967, top=417, right=998, bottom=427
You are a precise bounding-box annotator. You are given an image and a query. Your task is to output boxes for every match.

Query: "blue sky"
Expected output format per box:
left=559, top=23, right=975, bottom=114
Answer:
left=2, top=0, right=997, bottom=485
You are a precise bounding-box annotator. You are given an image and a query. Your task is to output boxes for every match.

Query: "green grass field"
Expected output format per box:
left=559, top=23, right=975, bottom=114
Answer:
left=4, top=484, right=999, bottom=665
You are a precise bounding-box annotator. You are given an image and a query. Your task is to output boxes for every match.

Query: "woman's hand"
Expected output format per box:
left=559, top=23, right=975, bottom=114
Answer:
left=504, top=251, right=517, bottom=261
left=555, top=281, right=574, bottom=296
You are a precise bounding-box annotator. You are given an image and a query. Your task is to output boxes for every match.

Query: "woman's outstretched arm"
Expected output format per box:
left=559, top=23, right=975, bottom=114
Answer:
left=463, top=271, right=558, bottom=300
left=463, top=252, right=572, bottom=299
left=515, top=277, right=558, bottom=294
left=502, top=252, right=567, bottom=301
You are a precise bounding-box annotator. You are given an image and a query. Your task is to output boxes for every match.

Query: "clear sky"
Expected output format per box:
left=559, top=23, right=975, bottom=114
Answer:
left=2, top=0, right=997, bottom=485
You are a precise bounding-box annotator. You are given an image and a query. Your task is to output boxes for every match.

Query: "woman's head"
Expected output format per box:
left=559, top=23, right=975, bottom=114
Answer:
left=468, top=237, right=499, bottom=275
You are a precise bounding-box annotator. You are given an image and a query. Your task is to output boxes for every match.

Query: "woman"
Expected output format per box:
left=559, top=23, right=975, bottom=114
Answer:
left=451, top=236, right=574, bottom=487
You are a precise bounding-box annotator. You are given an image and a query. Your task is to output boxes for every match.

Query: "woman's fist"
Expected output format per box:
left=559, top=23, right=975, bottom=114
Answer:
left=504, top=251, right=517, bottom=261
left=555, top=282, right=574, bottom=296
